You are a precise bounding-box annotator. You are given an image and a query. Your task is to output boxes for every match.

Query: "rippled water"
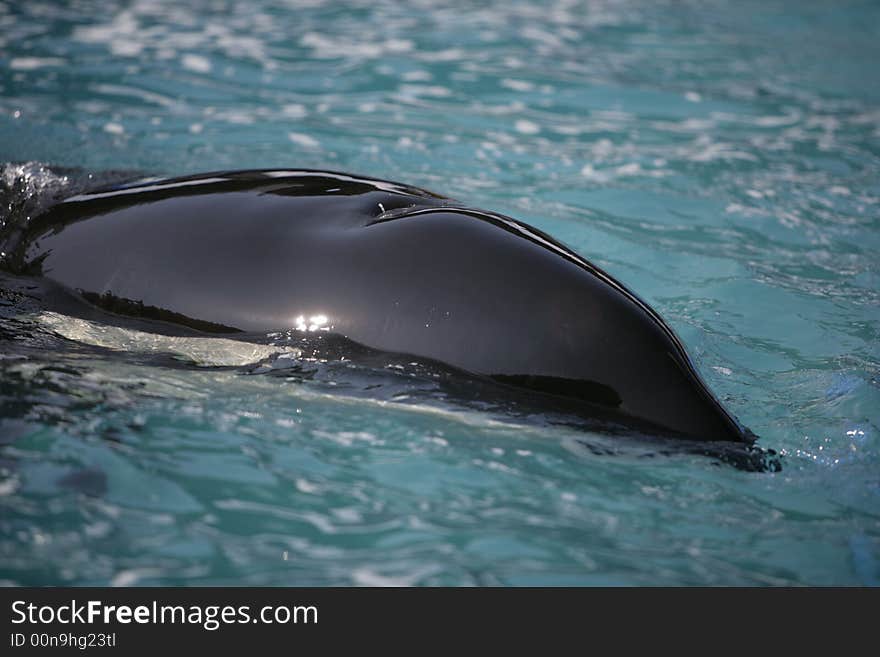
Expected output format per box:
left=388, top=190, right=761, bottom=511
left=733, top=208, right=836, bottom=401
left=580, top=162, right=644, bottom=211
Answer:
left=1, top=0, right=878, bottom=585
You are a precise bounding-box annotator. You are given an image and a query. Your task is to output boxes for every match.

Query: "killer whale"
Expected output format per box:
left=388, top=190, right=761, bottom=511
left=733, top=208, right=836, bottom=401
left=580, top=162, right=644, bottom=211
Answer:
left=6, top=168, right=757, bottom=444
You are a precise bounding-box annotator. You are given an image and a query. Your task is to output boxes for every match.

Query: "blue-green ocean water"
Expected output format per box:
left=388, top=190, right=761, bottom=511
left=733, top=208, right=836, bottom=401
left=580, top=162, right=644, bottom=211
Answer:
left=1, top=0, right=878, bottom=585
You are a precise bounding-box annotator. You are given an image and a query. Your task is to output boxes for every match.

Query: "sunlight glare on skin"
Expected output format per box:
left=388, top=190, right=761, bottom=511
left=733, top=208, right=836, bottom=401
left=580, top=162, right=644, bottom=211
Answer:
left=294, top=313, right=331, bottom=332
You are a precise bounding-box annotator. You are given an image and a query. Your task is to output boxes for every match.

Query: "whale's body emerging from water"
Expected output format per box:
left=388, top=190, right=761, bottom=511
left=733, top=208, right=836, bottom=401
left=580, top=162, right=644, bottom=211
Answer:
left=12, top=169, right=754, bottom=444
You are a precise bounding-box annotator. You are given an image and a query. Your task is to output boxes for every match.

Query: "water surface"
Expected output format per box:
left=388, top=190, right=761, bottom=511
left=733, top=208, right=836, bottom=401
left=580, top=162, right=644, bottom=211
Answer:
left=1, top=0, right=878, bottom=585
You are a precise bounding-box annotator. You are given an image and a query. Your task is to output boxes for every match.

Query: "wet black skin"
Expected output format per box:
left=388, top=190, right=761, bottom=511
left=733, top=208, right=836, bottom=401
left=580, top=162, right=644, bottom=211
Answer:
left=16, top=169, right=755, bottom=443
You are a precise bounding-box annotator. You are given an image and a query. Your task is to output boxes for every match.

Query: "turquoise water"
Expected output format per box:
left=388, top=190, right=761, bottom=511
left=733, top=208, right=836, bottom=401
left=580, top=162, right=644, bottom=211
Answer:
left=1, top=0, right=878, bottom=585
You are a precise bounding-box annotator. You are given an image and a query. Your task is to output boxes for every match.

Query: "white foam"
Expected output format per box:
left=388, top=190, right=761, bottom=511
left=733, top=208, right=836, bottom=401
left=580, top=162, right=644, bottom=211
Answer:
left=181, top=53, right=212, bottom=73
left=514, top=119, right=540, bottom=134
left=288, top=132, right=320, bottom=148
left=9, top=57, right=66, bottom=71
left=103, top=122, right=125, bottom=135
left=501, top=78, right=535, bottom=92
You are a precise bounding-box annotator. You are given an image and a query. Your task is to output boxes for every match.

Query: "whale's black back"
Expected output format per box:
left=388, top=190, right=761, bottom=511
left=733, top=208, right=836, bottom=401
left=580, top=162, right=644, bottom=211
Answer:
left=17, top=169, right=753, bottom=444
